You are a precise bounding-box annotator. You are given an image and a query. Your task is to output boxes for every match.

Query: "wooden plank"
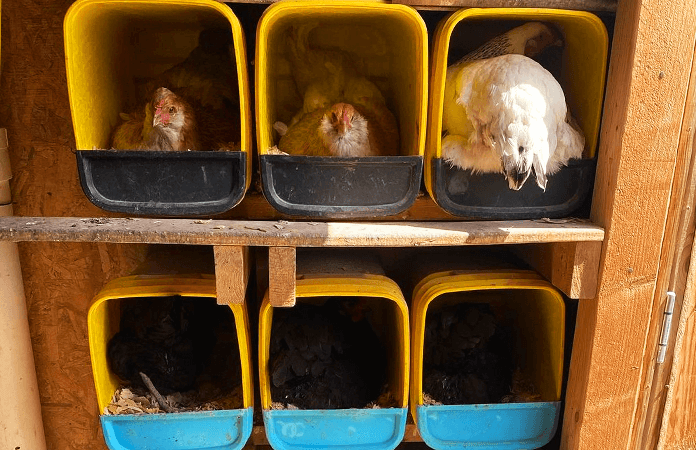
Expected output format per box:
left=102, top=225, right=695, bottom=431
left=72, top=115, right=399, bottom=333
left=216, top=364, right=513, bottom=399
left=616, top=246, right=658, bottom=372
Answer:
left=211, top=0, right=618, bottom=11
left=268, top=247, right=296, bottom=307
left=632, top=41, right=696, bottom=450
left=213, top=246, right=250, bottom=305
left=392, top=0, right=617, bottom=11
left=0, top=217, right=604, bottom=247
left=659, top=232, right=696, bottom=448
left=561, top=0, right=696, bottom=449
left=513, top=241, right=602, bottom=299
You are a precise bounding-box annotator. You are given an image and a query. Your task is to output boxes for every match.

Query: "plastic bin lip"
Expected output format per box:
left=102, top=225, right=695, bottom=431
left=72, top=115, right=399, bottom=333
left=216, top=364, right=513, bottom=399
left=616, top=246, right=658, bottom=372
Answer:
left=90, top=274, right=217, bottom=304
left=417, top=400, right=561, bottom=410
left=262, top=407, right=408, bottom=450
left=100, top=406, right=254, bottom=450
left=412, top=269, right=548, bottom=305
left=76, top=150, right=248, bottom=217
left=101, top=407, right=251, bottom=419
left=259, top=154, right=423, bottom=218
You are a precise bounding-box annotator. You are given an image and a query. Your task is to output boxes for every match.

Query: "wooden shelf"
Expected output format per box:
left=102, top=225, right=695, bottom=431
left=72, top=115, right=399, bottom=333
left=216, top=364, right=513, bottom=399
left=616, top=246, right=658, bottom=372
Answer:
left=0, top=216, right=603, bottom=247
left=0, top=216, right=604, bottom=301
left=220, top=0, right=618, bottom=12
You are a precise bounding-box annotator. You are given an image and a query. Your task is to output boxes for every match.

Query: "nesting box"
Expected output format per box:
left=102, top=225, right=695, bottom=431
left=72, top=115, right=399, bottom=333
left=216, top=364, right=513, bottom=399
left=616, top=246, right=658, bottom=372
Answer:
left=411, top=269, right=565, bottom=449
left=88, top=274, right=254, bottom=450
left=259, top=261, right=409, bottom=450
left=426, top=9, right=608, bottom=219
left=256, top=1, right=427, bottom=218
left=64, top=0, right=252, bottom=216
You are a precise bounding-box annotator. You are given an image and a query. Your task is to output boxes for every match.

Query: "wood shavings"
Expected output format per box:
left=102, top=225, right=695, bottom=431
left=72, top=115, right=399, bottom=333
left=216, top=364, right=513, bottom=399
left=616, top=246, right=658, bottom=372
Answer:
left=422, top=393, right=443, bottom=406
left=267, top=146, right=289, bottom=156
left=104, top=384, right=245, bottom=415
left=193, top=219, right=213, bottom=224
left=213, top=225, right=226, bottom=230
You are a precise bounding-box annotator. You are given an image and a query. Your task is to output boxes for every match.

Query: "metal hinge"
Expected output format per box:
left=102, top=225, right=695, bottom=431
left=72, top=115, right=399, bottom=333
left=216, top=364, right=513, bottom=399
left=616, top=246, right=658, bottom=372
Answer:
left=657, top=291, right=677, bottom=364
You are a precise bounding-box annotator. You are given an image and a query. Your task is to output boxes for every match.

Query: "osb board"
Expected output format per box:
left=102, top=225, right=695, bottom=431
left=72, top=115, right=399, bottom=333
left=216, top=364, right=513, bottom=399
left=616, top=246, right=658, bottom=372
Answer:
left=0, top=1, right=148, bottom=449
left=562, top=0, right=696, bottom=449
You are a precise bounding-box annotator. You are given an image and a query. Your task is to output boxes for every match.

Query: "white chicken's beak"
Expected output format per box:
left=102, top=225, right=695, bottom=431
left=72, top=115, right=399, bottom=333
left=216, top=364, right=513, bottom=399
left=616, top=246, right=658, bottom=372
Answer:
left=504, top=168, right=530, bottom=191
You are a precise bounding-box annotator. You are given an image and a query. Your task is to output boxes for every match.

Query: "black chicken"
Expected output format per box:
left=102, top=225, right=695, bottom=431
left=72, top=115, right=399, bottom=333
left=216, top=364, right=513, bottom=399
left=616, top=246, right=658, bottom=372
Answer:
left=423, top=303, right=514, bottom=405
left=269, top=298, right=386, bottom=409
left=107, top=296, right=217, bottom=395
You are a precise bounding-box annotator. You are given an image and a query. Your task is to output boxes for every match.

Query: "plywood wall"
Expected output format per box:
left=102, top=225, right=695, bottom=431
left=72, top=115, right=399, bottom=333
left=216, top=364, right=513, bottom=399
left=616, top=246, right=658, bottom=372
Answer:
left=1, top=1, right=149, bottom=448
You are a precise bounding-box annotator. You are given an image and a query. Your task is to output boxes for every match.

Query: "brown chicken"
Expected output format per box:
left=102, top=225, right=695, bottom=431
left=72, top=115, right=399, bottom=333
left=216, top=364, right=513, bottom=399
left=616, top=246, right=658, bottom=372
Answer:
left=111, top=87, right=200, bottom=151
left=278, top=102, right=399, bottom=157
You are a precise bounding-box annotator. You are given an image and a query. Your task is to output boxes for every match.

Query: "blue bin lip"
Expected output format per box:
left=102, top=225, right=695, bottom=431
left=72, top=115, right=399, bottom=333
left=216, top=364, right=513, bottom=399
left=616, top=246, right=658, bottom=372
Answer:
left=416, top=401, right=560, bottom=450
left=100, top=406, right=253, bottom=450
left=263, top=407, right=408, bottom=450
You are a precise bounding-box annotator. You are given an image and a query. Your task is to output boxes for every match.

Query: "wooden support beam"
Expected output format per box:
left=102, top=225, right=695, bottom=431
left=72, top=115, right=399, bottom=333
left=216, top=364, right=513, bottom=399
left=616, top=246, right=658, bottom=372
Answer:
left=268, top=247, right=296, bottom=307
left=561, top=0, right=696, bottom=448
left=213, top=246, right=250, bottom=305
left=514, top=241, right=602, bottom=299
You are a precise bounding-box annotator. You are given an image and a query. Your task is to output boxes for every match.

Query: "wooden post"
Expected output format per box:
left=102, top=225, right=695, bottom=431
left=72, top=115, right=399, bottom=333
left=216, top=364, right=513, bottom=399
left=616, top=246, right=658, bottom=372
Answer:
left=268, top=246, right=296, bottom=307
left=561, top=0, right=696, bottom=449
left=213, top=245, right=250, bottom=305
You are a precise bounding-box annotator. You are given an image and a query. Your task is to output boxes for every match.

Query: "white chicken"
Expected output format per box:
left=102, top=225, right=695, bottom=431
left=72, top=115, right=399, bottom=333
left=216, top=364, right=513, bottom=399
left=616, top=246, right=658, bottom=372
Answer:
left=441, top=53, right=584, bottom=191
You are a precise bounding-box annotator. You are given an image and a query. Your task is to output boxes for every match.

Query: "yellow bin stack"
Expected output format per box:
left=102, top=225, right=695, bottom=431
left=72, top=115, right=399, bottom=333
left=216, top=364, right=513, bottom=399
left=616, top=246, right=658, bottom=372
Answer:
left=256, top=1, right=428, bottom=218
left=426, top=8, right=608, bottom=219
left=88, top=273, right=254, bottom=450
left=411, top=266, right=565, bottom=449
left=259, top=254, right=410, bottom=450
left=64, top=0, right=252, bottom=216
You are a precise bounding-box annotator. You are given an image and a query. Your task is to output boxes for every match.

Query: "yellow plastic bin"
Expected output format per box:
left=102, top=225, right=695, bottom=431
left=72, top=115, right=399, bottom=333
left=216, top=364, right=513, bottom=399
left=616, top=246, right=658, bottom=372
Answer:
left=88, top=274, right=254, bottom=450
left=64, top=0, right=252, bottom=216
left=411, top=268, right=565, bottom=449
left=426, top=9, right=608, bottom=219
left=259, top=259, right=409, bottom=449
left=256, top=1, right=427, bottom=218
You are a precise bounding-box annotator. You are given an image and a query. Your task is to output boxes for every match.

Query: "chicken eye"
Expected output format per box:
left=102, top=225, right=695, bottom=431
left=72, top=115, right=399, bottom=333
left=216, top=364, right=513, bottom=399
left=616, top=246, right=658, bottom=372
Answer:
left=518, top=146, right=525, bottom=153
left=169, top=107, right=176, bottom=113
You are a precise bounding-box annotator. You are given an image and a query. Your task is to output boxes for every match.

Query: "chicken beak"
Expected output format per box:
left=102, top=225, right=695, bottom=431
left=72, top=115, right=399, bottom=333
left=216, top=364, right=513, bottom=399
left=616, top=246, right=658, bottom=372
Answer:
left=153, top=115, right=162, bottom=128
left=504, top=168, right=530, bottom=191
left=336, top=121, right=351, bottom=135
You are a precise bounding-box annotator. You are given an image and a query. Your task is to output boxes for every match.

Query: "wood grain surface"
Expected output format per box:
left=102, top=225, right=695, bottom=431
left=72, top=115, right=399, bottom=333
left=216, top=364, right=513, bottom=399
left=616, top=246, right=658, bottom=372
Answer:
left=561, top=0, right=696, bottom=449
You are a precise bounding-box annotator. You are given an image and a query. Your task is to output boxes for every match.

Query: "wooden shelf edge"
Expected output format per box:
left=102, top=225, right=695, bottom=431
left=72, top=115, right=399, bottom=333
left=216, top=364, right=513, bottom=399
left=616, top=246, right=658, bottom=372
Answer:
left=217, top=0, right=617, bottom=12
left=0, top=216, right=604, bottom=247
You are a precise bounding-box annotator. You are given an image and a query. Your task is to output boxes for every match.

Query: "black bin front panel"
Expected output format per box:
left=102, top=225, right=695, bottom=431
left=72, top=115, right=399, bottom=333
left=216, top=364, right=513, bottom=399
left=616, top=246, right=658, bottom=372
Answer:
left=261, top=155, right=423, bottom=218
left=432, top=158, right=596, bottom=220
left=77, top=150, right=246, bottom=216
